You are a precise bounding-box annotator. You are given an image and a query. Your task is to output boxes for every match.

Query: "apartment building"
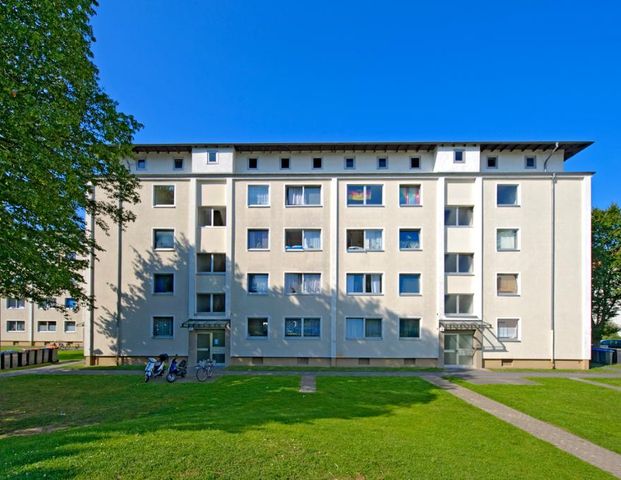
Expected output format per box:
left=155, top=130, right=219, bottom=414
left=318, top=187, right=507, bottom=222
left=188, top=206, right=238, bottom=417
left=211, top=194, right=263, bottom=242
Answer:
left=85, top=141, right=593, bottom=369
left=0, top=297, right=84, bottom=347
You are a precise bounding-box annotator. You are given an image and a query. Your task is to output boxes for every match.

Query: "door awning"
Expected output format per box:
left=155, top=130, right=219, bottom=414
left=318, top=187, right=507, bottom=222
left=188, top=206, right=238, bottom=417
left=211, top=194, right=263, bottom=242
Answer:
left=440, top=319, right=490, bottom=331
left=181, top=319, right=230, bottom=329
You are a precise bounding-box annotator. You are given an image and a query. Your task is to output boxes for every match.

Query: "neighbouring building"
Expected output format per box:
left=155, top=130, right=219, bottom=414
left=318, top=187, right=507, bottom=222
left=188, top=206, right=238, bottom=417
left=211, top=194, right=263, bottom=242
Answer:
left=0, top=297, right=84, bottom=347
left=85, top=141, right=593, bottom=369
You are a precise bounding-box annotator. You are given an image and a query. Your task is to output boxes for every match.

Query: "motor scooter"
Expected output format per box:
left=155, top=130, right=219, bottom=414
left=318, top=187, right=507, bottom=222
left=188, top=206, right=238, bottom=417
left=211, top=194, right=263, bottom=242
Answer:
left=144, top=353, right=169, bottom=382
left=166, top=355, right=188, bottom=383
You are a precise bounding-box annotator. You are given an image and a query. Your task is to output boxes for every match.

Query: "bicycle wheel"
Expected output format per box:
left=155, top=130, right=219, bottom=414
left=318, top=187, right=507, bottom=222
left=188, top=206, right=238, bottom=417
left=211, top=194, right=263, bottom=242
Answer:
left=207, top=365, right=214, bottom=378
left=196, top=367, right=209, bottom=382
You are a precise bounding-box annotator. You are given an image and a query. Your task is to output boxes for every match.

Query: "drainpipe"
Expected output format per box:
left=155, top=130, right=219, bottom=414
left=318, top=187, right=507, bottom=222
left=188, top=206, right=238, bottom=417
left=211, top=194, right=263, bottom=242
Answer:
left=88, top=188, right=96, bottom=364
left=543, top=143, right=559, bottom=368
left=115, top=199, right=123, bottom=366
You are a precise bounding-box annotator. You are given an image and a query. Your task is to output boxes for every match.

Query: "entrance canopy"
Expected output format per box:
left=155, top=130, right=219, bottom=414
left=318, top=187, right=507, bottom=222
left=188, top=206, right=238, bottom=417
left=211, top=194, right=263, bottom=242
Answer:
left=181, top=319, right=230, bottom=329
left=440, top=319, right=490, bottom=331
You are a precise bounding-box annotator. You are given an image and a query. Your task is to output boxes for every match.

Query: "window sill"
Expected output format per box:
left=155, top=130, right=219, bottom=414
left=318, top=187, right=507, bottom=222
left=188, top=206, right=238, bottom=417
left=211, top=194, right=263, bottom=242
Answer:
left=499, top=339, right=521, bottom=343
left=200, top=226, right=227, bottom=229
left=285, top=249, right=323, bottom=253
left=248, top=292, right=269, bottom=296
left=346, top=204, right=385, bottom=208
left=399, top=293, right=422, bottom=297
left=284, top=205, right=323, bottom=208
left=154, top=248, right=175, bottom=252
left=196, top=272, right=226, bottom=276
left=248, top=249, right=270, bottom=252
left=284, top=336, right=322, bottom=340
left=445, top=273, right=475, bottom=277
left=285, top=293, right=321, bottom=296
left=346, top=293, right=384, bottom=296
left=153, top=205, right=176, bottom=208
left=345, top=337, right=384, bottom=341
left=152, top=292, right=174, bottom=296
left=246, top=336, right=268, bottom=340
left=399, top=204, right=422, bottom=208
left=497, top=204, right=521, bottom=208
left=445, top=225, right=473, bottom=229
left=152, top=336, right=174, bottom=340
left=399, top=337, right=422, bottom=341
left=248, top=205, right=270, bottom=208
left=400, top=248, right=422, bottom=252
left=497, top=249, right=520, bottom=253
left=497, top=294, right=520, bottom=297
left=347, top=249, right=384, bottom=253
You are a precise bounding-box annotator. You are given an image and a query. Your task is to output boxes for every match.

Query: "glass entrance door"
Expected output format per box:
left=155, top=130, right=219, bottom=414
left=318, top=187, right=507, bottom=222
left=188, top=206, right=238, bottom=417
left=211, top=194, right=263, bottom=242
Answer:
left=195, top=330, right=227, bottom=365
left=443, top=333, right=474, bottom=367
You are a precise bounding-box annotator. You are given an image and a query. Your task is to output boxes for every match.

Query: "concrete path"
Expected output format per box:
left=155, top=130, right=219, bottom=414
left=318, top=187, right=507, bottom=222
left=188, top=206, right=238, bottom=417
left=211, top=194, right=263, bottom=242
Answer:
left=299, top=375, right=316, bottom=393
left=0, top=361, right=83, bottom=378
left=570, top=377, right=621, bottom=392
left=423, top=375, right=621, bottom=479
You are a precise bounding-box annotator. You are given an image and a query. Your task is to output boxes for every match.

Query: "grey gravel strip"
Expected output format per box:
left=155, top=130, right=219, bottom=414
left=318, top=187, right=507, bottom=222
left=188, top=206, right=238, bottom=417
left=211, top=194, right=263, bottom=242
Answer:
left=570, top=377, right=621, bottom=392
left=423, top=375, right=621, bottom=479
left=299, top=375, right=316, bottom=393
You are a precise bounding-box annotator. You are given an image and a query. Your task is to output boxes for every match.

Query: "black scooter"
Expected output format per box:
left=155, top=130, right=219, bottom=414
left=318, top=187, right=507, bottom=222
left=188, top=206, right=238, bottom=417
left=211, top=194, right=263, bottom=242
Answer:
left=166, top=355, right=188, bottom=383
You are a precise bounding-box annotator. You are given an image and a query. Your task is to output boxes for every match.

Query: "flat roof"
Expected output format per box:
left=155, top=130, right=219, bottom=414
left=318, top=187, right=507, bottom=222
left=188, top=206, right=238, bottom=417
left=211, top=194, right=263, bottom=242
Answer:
left=132, top=141, right=593, bottom=160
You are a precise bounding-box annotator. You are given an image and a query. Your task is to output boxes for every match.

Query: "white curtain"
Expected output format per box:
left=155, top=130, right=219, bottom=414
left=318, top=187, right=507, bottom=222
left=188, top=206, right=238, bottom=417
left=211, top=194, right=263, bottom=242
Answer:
left=285, top=274, right=301, bottom=294
left=497, top=230, right=516, bottom=250
left=287, top=186, right=304, bottom=205
left=365, top=230, right=382, bottom=250
left=303, top=230, right=321, bottom=250
left=248, top=230, right=268, bottom=249
left=346, top=318, right=364, bottom=339
left=499, top=320, right=518, bottom=339
left=248, top=185, right=268, bottom=205
left=303, top=274, right=321, bottom=294
left=304, top=186, right=321, bottom=205
left=249, top=274, right=268, bottom=294
left=369, top=274, right=382, bottom=294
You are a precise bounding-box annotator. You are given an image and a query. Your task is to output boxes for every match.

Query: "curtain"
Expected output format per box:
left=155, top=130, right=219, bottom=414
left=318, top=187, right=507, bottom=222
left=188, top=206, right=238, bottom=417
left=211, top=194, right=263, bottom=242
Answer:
left=285, top=318, right=302, bottom=337
left=365, top=318, right=382, bottom=338
left=347, top=274, right=363, bottom=293
left=287, top=186, right=304, bottom=205
left=399, top=274, right=420, bottom=294
left=497, top=274, right=517, bottom=294
left=346, top=318, right=364, bottom=339
left=303, top=318, right=321, bottom=337
left=445, top=208, right=457, bottom=226
left=458, top=254, right=473, bottom=273
left=304, top=186, right=321, bottom=205
left=365, top=230, right=382, bottom=250
left=369, top=274, right=382, bottom=294
left=399, top=319, right=420, bottom=338
left=458, top=207, right=473, bottom=226
left=497, top=230, right=516, bottom=250
left=249, top=274, right=268, bottom=294
left=248, top=230, right=268, bottom=249
left=303, top=274, right=321, bottom=294
left=303, top=230, right=321, bottom=250
left=285, top=274, right=301, bottom=294
left=400, top=230, right=420, bottom=249
left=400, top=186, right=420, bottom=205
left=248, top=185, right=268, bottom=205
left=499, top=319, right=518, bottom=339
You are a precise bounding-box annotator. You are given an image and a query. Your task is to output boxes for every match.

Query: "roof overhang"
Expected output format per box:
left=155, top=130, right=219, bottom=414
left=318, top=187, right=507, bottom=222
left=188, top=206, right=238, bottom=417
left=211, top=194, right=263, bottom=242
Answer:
left=181, top=319, right=230, bottom=329
left=440, top=319, right=491, bottom=331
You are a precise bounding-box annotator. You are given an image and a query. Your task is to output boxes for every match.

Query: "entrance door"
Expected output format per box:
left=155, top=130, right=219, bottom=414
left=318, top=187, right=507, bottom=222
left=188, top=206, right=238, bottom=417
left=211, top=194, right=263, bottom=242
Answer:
left=443, top=333, right=474, bottom=367
left=195, top=330, right=227, bottom=365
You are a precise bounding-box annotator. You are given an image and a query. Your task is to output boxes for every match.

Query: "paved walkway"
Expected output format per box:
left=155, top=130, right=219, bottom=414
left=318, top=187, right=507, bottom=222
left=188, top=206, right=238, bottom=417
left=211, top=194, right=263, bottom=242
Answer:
left=570, top=376, right=621, bottom=392
left=423, top=375, right=621, bottom=478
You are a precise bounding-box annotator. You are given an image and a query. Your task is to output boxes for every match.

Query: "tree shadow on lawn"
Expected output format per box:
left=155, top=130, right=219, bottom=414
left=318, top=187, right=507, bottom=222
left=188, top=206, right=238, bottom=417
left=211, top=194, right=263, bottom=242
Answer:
left=0, top=375, right=439, bottom=478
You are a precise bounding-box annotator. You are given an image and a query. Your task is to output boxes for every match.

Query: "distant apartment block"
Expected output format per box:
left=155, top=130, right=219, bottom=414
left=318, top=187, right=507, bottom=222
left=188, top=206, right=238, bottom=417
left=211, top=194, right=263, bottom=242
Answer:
left=84, top=141, right=592, bottom=369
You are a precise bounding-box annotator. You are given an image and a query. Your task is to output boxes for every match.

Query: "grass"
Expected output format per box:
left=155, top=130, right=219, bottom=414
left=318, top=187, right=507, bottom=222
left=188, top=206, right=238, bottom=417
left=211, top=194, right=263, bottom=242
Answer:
left=225, top=365, right=440, bottom=372
left=57, top=350, right=84, bottom=362
left=488, top=363, right=621, bottom=373
left=453, top=377, right=621, bottom=454
left=588, top=377, right=621, bottom=387
left=0, top=375, right=613, bottom=479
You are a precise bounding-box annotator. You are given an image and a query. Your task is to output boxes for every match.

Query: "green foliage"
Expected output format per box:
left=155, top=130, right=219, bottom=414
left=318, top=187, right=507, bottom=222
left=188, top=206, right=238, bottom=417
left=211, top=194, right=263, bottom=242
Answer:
left=0, top=1, right=141, bottom=310
left=592, top=203, right=621, bottom=342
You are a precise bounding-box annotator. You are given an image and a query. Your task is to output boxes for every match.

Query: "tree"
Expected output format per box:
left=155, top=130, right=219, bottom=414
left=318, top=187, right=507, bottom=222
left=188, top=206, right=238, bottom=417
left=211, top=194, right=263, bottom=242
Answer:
left=592, top=203, right=621, bottom=342
left=0, top=1, right=141, bottom=310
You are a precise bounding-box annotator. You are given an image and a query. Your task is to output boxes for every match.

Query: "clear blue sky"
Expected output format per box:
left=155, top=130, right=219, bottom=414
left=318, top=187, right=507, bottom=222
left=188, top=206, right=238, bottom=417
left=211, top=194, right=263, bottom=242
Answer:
left=91, top=1, right=620, bottom=208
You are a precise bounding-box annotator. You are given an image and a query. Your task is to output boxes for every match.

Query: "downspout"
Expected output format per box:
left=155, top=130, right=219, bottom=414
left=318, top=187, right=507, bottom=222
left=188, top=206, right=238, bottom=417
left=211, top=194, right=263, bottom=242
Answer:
left=543, top=143, right=559, bottom=369
left=115, top=199, right=123, bottom=366
left=88, top=189, right=96, bottom=364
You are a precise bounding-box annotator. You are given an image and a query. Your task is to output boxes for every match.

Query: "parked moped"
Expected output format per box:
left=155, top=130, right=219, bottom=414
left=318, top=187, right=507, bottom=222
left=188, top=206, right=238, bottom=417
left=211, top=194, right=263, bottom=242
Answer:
left=144, top=353, right=169, bottom=382
left=166, top=355, right=188, bottom=383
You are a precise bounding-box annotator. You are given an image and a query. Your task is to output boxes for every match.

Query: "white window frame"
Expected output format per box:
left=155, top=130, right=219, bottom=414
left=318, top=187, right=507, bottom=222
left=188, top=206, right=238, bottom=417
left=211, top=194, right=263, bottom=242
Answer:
left=345, top=228, right=384, bottom=252
left=496, top=228, right=520, bottom=252
left=445, top=206, right=474, bottom=227
left=444, top=253, right=474, bottom=275
left=345, top=273, right=384, bottom=295
left=152, top=184, right=176, bottom=208
left=196, top=253, right=226, bottom=274
left=207, top=151, right=218, bottom=164
left=247, top=228, right=270, bottom=251
left=196, top=293, right=226, bottom=314
left=398, top=317, right=421, bottom=340
left=496, top=184, right=520, bottom=207
left=6, top=320, right=25, bottom=332
left=345, top=317, right=383, bottom=340
left=399, top=184, right=422, bottom=207
left=284, top=185, right=323, bottom=207
left=247, top=184, right=270, bottom=207
left=524, top=155, right=537, bottom=169
left=344, top=157, right=356, bottom=169
left=398, top=273, right=422, bottom=296
left=346, top=184, right=384, bottom=207
left=64, top=321, right=77, bottom=333
left=284, top=317, right=322, bottom=339
left=247, top=316, right=269, bottom=339
left=284, top=229, right=322, bottom=252
left=153, top=228, right=175, bottom=251
left=444, top=294, right=474, bottom=316
left=454, top=149, right=465, bottom=163
left=151, top=315, right=175, bottom=339
left=6, top=298, right=25, bottom=309
left=497, top=318, right=521, bottom=342
left=152, top=273, right=175, bottom=295
left=247, top=273, right=269, bottom=295
left=284, top=273, right=322, bottom=295
left=398, top=228, right=422, bottom=251
left=496, top=273, right=520, bottom=297
left=37, top=321, right=57, bottom=333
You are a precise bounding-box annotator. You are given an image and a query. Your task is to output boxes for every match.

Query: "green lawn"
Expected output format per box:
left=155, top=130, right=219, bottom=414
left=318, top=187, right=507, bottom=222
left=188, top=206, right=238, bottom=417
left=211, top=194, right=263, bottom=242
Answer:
left=0, top=375, right=613, bottom=479
left=226, top=365, right=440, bottom=372
left=588, top=377, right=621, bottom=387
left=57, top=350, right=84, bottom=362
left=454, top=377, right=621, bottom=454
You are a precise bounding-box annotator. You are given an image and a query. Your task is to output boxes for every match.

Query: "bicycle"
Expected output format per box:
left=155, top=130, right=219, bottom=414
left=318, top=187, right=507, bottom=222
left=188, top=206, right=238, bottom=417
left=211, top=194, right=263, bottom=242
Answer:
left=195, top=359, right=216, bottom=382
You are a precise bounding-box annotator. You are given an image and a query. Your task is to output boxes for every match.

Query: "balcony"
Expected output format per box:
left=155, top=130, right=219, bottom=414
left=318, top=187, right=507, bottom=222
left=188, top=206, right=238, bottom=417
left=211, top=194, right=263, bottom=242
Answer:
left=199, top=227, right=226, bottom=253
left=196, top=273, right=226, bottom=293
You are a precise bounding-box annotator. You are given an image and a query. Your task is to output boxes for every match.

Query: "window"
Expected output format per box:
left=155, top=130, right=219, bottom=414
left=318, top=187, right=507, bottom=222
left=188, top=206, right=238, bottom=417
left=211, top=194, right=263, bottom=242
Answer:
left=38, top=298, right=56, bottom=310
left=38, top=321, right=57, bottom=332
left=487, top=156, right=497, bottom=169
left=247, top=229, right=269, bottom=250
left=64, top=298, right=78, bottom=310
left=445, top=206, right=473, bottom=226
left=248, top=274, right=268, bottom=295
left=410, top=157, right=421, bottom=169
left=399, top=185, right=421, bottom=206
left=346, top=318, right=382, bottom=339
left=399, top=318, right=421, bottom=338
left=497, top=185, right=519, bottom=206
left=399, top=229, right=421, bottom=250
left=445, top=294, right=473, bottom=315
left=6, top=298, right=25, bottom=309
left=153, top=185, right=175, bottom=207
left=285, top=185, right=321, bottom=206
left=377, top=157, right=388, bottom=169
left=346, top=184, right=383, bottom=206
left=197, top=293, right=225, bottom=313
left=445, top=254, right=474, bottom=274
left=7, top=321, right=25, bottom=332
left=199, top=207, right=226, bottom=226
left=248, top=185, right=269, bottom=206
left=346, top=229, right=383, bottom=251
left=197, top=253, right=226, bottom=273
left=153, top=273, right=174, bottom=294
left=498, top=318, right=520, bottom=341
left=281, top=158, right=290, bottom=169
left=346, top=274, right=382, bottom=295
left=174, top=158, right=183, bottom=170
left=207, top=151, right=217, bottom=163
left=248, top=317, right=268, bottom=337
left=64, top=321, right=77, bottom=333
left=136, top=159, right=146, bottom=170
left=399, top=274, right=421, bottom=295
left=312, top=157, right=322, bottom=169
left=152, top=316, right=173, bottom=338
left=345, top=157, right=355, bottom=169
left=248, top=158, right=258, bottom=169
left=497, top=274, right=519, bottom=296
left=454, top=150, right=464, bottom=163
left=497, top=229, right=519, bottom=251
left=525, top=156, right=536, bottom=169
left=285, top=229, right=321, bottom=251
left=153, top=229, right=175, bottom=250
left=284, top=273, right=321, bottom=295
left=285, top=318, right=321, bottom=338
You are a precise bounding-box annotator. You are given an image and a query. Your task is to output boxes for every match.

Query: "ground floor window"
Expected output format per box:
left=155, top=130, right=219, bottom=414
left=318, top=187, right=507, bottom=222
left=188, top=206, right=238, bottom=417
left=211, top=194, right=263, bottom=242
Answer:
left=64, top=321, right=77, bottom=333
left=152, top=316, right=173, bottom=338
left=248, top=317, right=268, bottom=337
left=497, top=318, right=520, bottom=341
left=7, top=320, right=25, bottom=332
left=284, top=317, right=321, bottom=337
left=37, top=321, right=56, bottom=332
left=399, top=318, right=421, bottom=338
left=346, top=317, right=382, bottom=339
